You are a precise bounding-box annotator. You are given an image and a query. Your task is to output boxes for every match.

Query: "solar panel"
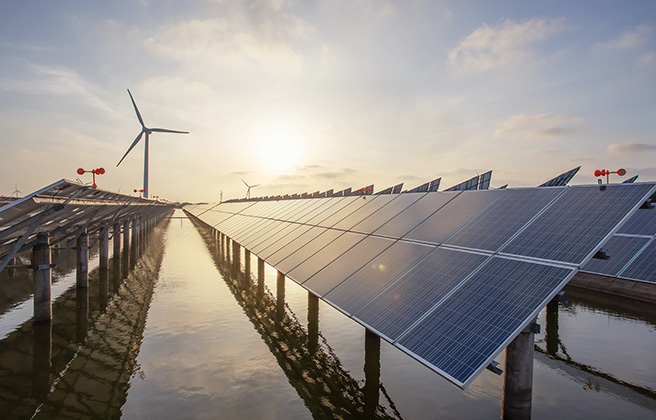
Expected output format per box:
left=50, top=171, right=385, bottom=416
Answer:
left=397, top=256, right=574, bottom=388
left=350, top=193, right=424, bottom=234
left=275, top=229, right=344, bottom=275
left=616, top=208, right=656, bottom=236
left=257, top=224, right=314, bottom=260
left=623, top=175, right=639, bottom=184
left=288, top=232, right=367, bottom=286
left=428, top=178, right=441, bottom=192
left=353, top=248, right=489, bottom=341
left=581, top=235, right=651, bottom=277
left=302, top=197, right=349, bottom=225
left=325, top=240, right=435, bottom=315
left=478, top=171, right=492, bottom=190
left=538, top=167, right=580, bottom=187
left=501, top=184, right=655, bottom=265
left=314, top=197, right=370, bottom=227
left=444, top=188, right=564, bottom=251
left=331, top=195, right=397, bottom=231
left=248, top=222, right=299, bottom=254
left=266, top=226, right=328, bottom=266
left=618, top=238, right=656, bottom=283
left=404, top=190, right=502, bottom=244
left=374, top=192, right=459, bottom=239
left=302, top=235, right=394, bottom=296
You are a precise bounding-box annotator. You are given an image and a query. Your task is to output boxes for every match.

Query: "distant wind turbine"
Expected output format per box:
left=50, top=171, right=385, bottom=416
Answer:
left=12, top=184, right=22, bottom=198
left=116, top=89, right=188, bottom=198
left=242, top=179, right=259, bottom=199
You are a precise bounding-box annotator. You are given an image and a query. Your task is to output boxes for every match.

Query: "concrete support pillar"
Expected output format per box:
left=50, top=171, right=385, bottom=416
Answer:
left=545, top=300, right=559, bottom=356
left=308, top=292, right=319, bottom=352
left=502, top=326, right=536, bottom=420
left=364, top=329, right=381, bottom=416
left=99, top=227, right=109, bottom=310
left=276, top=270, right=285, bottom=321
left=32, top=233, right=52, bottom=322
left=257, top=258, right=265, bottom=298
left=76, top=229, right=89, bottom=288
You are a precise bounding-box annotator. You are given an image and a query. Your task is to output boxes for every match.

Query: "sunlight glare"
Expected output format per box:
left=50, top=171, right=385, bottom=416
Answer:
left=254, top=121, right=306, bottom=173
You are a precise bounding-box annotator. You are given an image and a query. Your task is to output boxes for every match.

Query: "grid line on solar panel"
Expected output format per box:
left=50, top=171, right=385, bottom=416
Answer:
left=271, top=199, right=315, bottom=222
left=617, top=208, right=656, bottom=236
left=257, top=224, right=315, bottom=260
left=444, top=188, right=565, bottom=252
left=302, top=197, right=349, bottom=225
left=352, top=248, right=490, bottom=341
left=373, top=192, right=460, bottom=239
left=249, top=222, right=299, bottom=254
left=266, top=226, right=329, bottom=266
left=617, top=238, right=656, bottom=283
left=501, top=184, right=656, bottom=265
left=397, top=257, right=574, bottom=387
left=242, top=220, right=291, bottom=250
left=324, top=240, right=435, bottom=315
left=331, top=195, right=397, bottom=231
left=581, top=235, right=651, bottom=277
left=230, top=217, right=275, bottom=243
left=287, top=232, right=369, bottom=287
left=292, top=199, right=337, bottom=224
left=349, top=193, right=425, bottom=234
left=274, top=229, right=345, bottom=275
left=403, top=190, right=503, bottom=245
left=314, top=197, right=372, bottom=227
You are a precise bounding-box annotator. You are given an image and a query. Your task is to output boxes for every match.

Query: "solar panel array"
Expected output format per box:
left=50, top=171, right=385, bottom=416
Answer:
left=445, top=170, right=492, bottom=191
left=538, top=166, right=580, bottom=187
left=184, top=182, right=655, bottom=388
left=581, top=197, right=656, bottom=284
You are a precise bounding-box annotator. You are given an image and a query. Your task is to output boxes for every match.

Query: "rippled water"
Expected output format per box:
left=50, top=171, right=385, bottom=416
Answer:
left=1, top=210, right=655, bottom=419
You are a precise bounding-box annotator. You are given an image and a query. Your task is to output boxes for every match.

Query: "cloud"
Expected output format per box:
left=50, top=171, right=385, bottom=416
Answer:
left=595, top=25, right=650, bottom=50
left=447, top=18, right=566, bottom=72
left=607, top=141, right=656, bottom=155
left=638, top=51, right=656, bottom=67
left=494, top=113, right=583, bottom=139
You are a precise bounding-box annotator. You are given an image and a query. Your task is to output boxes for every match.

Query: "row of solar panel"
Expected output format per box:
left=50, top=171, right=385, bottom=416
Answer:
left=581, top=204, right=656, bottom=283
left=185, top=183, right=655, bottom=388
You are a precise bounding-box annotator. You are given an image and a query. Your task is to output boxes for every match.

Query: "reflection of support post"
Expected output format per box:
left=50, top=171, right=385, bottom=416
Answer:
left=99, top=227, right=109, bottom=310
left=8, top=256, right=16, bottom=277
left=33, top=233, right=52, bottom=322
left=113, top=222, right=121, bottom=282
left=545, top=300, right=559, bottom=356
left=257, top=257, right=265, bottom=298
left=32, top=319, right=52, bottom=402
left=123, top=220, right=130, bottom=276
left=502, top=322, right=537, bottom=420
left=131, top=218, right=138, bottom=267
left=232, top=240, right=241, bottom=272
left=226, top=238, right=232, bottom=266
left=76, top=229, right=89, bottom=288
left=364, top=329, right=381, bottom=417
left=244, top=249, right=251, bottom=279
left=276, top=270, right=285, bottom=321
left=76, top=287, right=89, bottom=343
left=308, top=292, right=319, bottom=352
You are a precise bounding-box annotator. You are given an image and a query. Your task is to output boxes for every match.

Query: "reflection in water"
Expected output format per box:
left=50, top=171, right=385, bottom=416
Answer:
left=0, top=218, right=169, bottom=419
left=191, top=217, right=404, bottom=420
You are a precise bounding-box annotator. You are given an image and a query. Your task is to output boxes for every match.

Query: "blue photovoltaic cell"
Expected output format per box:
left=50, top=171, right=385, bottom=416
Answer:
left=331, top=195, right=397, bottom=231
left=275, top=229, right=344, bottom=275
left=445, top=188, right=564, bottom=251
left=249, top=222, right=298, bottom=254
left=353, top=248, right=489, bottom=341
left=303, top=235, right=394, bottom=297
left=240, top=220, right=287, bottom=248
left=235, top=218, right=278, bottom=244
left=313, top=197, right=368, bottom=227
left=303, top=197, right=350, bottom=225
left=288, top=232, right=367, bottom=285
left=616, top=208, right=656, bottom=236
left=404, top=190, right=502, bottom=244
left=350, top=193, right=425, bottom=234
left=267, top=226, right=328, bottom=266
left=502, top=184, right=656, bottom=265
left=619, top=239, right=656, bottom=283
left=581, top=235, right=650, bottom=277
left=398, top=257, right=573, bottom=387
left=325, top=240, right=434, bottom=315
left=296, top=198, right=344, bottom=224
left=374, top=192, right=459, bottom=239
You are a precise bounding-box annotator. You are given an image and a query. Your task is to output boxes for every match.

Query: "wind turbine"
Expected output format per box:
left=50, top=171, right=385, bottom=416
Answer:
left=116, top=89, right=188, bottom=198
left=242, top=179, right=259, bottom=199
left=12, top=184, right=22, bottom=198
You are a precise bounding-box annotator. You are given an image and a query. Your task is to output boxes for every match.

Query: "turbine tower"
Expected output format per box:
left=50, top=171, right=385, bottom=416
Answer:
left=242, top=179, right=259, bottom=199
left=12, top=184, right=22, bottom=198
left=117, top=89, right=188, bottom=198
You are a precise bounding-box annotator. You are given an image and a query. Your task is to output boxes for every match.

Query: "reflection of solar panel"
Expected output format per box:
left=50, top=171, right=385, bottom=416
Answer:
left=538, top=166, right=580, bottom=187
left=185, top=182, right=655, bottom=388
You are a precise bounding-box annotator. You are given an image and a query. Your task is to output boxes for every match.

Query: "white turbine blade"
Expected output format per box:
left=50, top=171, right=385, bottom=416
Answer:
left=117, top=131, right=145, bottom=167
left=241, top=179, right=249, bottom=187
left=127, top=89, right=146, bottom=128
left=252, top=184, right=260, bottom=188
left=150, top=127, right=189, bottom=134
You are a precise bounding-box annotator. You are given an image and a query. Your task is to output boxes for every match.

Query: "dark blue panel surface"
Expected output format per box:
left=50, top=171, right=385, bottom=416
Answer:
left=326, top=241, right=435, bottom=315
left=617, top=208, right=656, bottom=236
left=619, top=239, right=656, bottom=283
left=350, top=194, right=424, bottom=234
left=267, top=226, right=328, bottom=266
left=354, top=248, right=489, bottom=341
left=331, top=195, right=396, bottom=231
left=275, top=229, right=344, bottom=275
left=445, top=188, right=564, bottom=251
left=581, top=235, right=650, bottom=277
left=398, top=257, right=573, bottom=387
left=313, top=197, right=368, bottom=227
left=502, top=184, right=656, bottom=264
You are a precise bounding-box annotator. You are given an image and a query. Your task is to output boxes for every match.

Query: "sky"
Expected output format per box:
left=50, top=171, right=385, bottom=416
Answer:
left=1, top=0, right=655, bottom=203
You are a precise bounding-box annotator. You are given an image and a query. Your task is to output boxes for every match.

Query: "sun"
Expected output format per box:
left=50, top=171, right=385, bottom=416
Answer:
left=253, top=120, right=306, bottom=173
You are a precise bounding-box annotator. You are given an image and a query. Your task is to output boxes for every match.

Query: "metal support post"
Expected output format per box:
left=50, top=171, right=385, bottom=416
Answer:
left=32, top=233, right=52, bottom=322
